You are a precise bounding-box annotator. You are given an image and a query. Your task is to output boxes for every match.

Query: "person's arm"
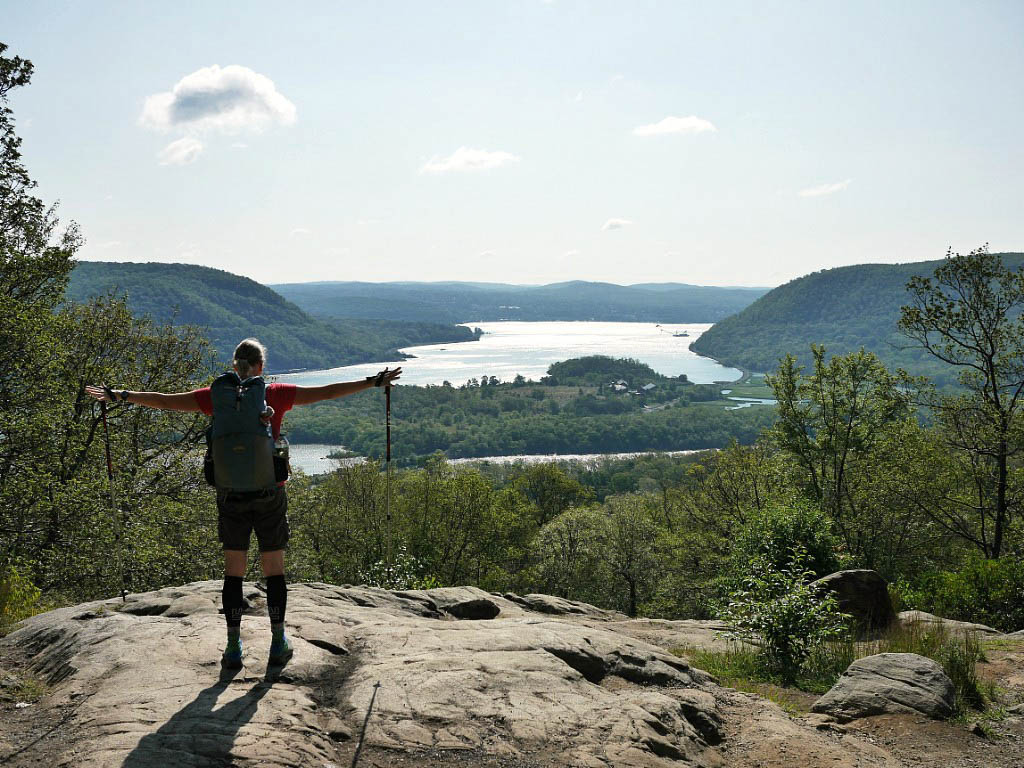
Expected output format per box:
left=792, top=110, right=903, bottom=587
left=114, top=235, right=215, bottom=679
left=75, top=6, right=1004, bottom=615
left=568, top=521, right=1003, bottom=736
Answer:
left=292, top=367, right=402, bottom=406
left=85, top=385, right=203, bottom=412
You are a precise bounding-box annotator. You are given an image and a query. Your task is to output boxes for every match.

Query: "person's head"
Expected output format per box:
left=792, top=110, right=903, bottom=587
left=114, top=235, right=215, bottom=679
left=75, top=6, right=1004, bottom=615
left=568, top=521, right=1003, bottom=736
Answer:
left=233, top=338, right=267, bottom=378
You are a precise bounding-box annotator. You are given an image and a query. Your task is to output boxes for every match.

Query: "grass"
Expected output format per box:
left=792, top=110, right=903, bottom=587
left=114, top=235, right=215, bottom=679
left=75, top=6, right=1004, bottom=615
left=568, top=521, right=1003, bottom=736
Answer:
left=719, top=383, right=776, bottom=399
left=675, top=644, right=808, bottom=714
left=674, top=621, right=996, bottom=717
left=11, top=675, right=48, bottom=703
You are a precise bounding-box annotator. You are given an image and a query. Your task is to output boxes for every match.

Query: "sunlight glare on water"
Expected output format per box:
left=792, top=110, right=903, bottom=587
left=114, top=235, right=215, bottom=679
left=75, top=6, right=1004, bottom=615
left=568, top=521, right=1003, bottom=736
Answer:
left=276, top=321, right=742, bottom=387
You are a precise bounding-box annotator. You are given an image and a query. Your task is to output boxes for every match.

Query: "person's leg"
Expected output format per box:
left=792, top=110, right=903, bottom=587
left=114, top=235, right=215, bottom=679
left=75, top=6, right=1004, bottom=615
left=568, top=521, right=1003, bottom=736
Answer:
left=261, top=550, right=287, bottom=642
left=218, top=492, right=254, bottom=667
left=254, top=488, right=291, bottom=663
left=260, top=549, right=284, bottom=577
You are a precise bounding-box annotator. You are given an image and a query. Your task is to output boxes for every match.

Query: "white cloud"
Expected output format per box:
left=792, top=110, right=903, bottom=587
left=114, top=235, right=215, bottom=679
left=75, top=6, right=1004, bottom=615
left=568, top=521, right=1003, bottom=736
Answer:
left=602, top=218, right=633, bottom=231
left=97, top=240, right=122, bottom=249
left=799, top=179, right=852, bottom=197
left=158, top=136, right=203, bottom=165
left=420, top=147, right=520, bottom=174
left=290, top=227, right=312, bottom=236
left=632, top=115, right=716, bottom=137
left=574, top=91, right=584, bottom=103
left=564, top=249, right=580, bottom=258
left=479, top=250, right=496, bottom=258
left=140, top=64, right=296, bottom=134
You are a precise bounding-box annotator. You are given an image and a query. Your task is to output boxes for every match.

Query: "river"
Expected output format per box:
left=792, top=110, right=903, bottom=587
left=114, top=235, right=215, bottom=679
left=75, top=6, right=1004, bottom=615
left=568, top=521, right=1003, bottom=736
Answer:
left=274, top=321, right=742, bottom=388
left=275, top=321, right=745, bottom=474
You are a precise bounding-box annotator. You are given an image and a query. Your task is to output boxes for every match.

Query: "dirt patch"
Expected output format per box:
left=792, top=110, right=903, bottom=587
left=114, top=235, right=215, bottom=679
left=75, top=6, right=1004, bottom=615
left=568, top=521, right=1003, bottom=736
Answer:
left=979, top=639, right=1024, bottom=700
left=0, top=650, right=84, bottom=767
left=843, top=714, right=1024, bottom=768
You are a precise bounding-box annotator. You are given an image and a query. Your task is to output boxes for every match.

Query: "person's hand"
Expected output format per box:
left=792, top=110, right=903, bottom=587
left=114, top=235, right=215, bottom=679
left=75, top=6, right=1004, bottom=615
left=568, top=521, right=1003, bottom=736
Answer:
left=86, top=384, right=118, bottom=403
left=260, top=405, right=275, bottom=425
left=377, top=367, right=402, bottom=387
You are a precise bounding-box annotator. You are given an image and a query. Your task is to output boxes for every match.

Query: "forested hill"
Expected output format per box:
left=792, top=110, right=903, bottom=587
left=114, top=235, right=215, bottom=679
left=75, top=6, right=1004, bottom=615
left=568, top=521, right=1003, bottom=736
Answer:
left=66, top=262, right=479, bottom=372
left=690, top=253, right=1024, bottom=377
left=270, top=280, right=768, bottom=323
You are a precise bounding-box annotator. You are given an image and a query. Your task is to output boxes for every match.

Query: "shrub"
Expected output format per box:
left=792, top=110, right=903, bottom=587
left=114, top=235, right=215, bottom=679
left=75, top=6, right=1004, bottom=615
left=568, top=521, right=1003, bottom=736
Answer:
left=894, top=555, right=1024, bottom=633
left=720, top=548, right=849, bottom=685
left=731, top=500, right=842, bottom=580
left=0, top=562, right=42, bottom=634
left=358, top=546, right=438, bottom=590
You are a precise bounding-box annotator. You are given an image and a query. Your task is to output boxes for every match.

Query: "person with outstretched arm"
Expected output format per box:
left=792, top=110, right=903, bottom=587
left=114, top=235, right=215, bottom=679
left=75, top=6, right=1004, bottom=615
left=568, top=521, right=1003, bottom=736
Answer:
left=86, top=338, right=401, bottom=669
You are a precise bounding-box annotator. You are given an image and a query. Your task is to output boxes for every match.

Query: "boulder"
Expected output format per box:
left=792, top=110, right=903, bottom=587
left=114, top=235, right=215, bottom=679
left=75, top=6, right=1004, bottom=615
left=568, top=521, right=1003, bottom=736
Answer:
left=811, top=652, right=956, bottom=721
left=812, top=569, right=896, bottom=633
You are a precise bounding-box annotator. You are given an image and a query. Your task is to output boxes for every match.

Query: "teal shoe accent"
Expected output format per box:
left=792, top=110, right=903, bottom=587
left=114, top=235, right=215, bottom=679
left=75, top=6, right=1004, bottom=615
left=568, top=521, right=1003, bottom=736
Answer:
left=269, top=634, right=293, bottom=666
left=221, top=639, right=243, bottom=669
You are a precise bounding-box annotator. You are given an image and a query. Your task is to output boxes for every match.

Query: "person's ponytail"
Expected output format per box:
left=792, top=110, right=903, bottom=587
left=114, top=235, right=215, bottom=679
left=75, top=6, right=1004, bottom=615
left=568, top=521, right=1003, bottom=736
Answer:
left=233, top=338, right=267, bottom=378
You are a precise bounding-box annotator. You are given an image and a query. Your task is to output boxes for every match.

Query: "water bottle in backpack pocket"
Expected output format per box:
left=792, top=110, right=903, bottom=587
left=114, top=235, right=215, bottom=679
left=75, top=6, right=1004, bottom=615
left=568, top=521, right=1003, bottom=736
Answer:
left=273, top=434, right=290, bottom=483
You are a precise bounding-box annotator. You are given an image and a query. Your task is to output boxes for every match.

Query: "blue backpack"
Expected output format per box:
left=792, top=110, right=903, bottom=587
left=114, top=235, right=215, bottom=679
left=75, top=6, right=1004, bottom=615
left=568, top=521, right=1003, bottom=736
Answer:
left=205, top=371, right=276, bottom=492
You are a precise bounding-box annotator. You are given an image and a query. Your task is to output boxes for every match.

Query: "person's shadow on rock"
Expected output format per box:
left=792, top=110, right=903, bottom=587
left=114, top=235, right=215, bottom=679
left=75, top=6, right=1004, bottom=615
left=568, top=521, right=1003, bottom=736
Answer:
left=121, top=666, right=275, bottom=767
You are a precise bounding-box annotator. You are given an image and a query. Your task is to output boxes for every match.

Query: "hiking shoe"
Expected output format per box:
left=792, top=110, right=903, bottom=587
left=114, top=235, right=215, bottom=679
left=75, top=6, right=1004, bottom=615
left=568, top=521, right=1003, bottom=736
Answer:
left=269, top=634, right=293, bottom=666
left=221, top=641, right=243, bottom=669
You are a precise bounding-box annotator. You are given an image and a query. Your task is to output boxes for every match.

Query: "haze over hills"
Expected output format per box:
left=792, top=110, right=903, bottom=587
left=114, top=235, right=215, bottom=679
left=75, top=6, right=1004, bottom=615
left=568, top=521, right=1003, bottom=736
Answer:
left=66, top=262, right=480, bottom=373
left=690, top=253, right=1024, bottom=379
left=271, top=280, right=768, bottom=324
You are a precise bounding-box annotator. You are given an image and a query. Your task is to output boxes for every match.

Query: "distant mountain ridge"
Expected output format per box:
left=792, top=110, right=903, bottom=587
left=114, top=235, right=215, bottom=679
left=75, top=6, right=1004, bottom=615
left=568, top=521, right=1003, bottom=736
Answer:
left=270, top=280, right=768, bottom=324
left=66, top=262, right=479, bottom=373
left=690, top=253, right=1024, bottom=378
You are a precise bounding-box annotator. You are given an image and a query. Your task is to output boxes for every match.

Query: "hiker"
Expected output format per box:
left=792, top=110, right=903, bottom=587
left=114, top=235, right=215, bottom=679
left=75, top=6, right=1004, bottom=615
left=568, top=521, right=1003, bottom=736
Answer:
left=86, top=338, right=401, bottom=668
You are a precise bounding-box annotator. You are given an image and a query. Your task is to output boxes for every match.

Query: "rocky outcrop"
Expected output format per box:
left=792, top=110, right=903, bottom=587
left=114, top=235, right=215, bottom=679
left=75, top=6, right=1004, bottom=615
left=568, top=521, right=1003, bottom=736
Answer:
left=812, top=570, right=896, bottom=634
left=812, top=653, right=956, bottom=721
left=0, top=581, right=930, bottom=768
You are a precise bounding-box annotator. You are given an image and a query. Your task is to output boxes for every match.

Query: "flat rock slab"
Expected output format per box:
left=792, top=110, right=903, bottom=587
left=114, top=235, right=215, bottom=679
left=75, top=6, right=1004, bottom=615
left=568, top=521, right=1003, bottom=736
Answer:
left=1, top=581, right=911, bottom=767
left=600, top=618, right=740, bottom=654
left=898, top=610, right=1002, bottom=637
left=812, top=652, right=955, bottom=721
left=502, top=592, right=626, bottom=619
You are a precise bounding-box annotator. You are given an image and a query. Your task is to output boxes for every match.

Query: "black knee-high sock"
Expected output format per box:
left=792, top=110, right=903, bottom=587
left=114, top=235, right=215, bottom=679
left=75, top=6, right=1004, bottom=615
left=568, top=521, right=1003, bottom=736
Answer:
left=222, top=575, right=244, bottom=633
left=266, top=575, right=287, bottom=631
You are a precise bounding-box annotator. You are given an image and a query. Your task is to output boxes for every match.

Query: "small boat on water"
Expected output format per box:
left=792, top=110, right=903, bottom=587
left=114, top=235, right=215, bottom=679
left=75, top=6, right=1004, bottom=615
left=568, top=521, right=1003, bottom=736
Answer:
left=673, top=331, right=690, bottom=337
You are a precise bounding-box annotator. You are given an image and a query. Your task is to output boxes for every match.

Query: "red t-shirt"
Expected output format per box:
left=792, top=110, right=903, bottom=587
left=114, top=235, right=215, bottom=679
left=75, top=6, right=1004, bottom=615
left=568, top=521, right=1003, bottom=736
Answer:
left=192, top=382, right=297, bottom=441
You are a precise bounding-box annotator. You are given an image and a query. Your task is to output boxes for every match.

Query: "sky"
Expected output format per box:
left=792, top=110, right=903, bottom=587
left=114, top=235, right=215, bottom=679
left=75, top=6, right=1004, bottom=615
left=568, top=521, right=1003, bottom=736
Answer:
left=5, top=0, right=1024, bottom=287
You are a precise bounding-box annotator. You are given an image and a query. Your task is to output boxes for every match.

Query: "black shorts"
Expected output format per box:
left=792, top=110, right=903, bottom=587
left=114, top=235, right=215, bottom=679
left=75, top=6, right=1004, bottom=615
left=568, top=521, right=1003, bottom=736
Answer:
left=217, top=486, right=289, bottom=552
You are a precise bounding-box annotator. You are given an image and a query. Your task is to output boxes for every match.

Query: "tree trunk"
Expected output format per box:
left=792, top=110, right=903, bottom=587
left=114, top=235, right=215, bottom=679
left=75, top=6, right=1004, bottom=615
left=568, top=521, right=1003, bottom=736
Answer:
left=994, top=442, right=1008, bottom=559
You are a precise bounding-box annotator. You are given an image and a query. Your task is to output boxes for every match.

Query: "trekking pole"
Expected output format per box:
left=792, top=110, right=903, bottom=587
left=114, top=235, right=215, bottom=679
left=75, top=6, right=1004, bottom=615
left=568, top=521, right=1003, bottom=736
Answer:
left=100, top=399, right=127, bottom=602
left=385, top=377, right=393, bottom=582
left=351, top=680, right=381, bottom=768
